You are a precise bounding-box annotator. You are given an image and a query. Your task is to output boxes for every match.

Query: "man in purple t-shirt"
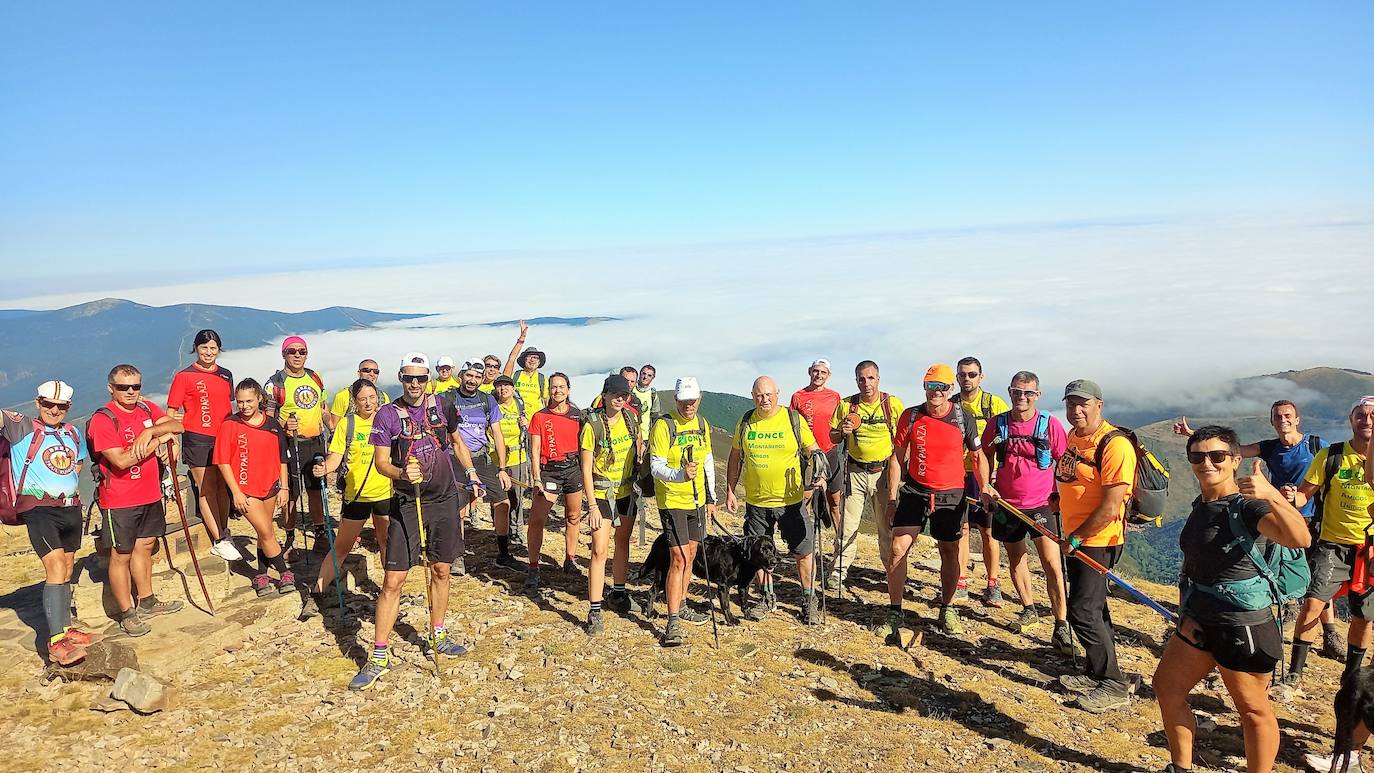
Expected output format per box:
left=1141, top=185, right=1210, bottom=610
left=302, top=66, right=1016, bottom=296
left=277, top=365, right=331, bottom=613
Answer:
left=978, top=370, right=1075, bottom=656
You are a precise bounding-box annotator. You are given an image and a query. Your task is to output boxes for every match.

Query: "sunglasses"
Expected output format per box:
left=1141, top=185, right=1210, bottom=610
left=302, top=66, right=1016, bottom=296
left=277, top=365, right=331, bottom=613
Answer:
left=284, top=348, right=307, bottom=356
left=400, top=374, right=430, bottom=384
left=358, top=368, right=380, bottom=375
left=957, top=372, right=981, bottom=379
left=1187, top=449, right=1235, bottom=465
left=38, top=399, right=71, bottom=410
left=112, top=383, right=142, bottom=392
left=484, top=364, right=499, bottom=369
left=924, top=381, right=952, bottom=392
left=1009, top=388, right=1040, bottom=399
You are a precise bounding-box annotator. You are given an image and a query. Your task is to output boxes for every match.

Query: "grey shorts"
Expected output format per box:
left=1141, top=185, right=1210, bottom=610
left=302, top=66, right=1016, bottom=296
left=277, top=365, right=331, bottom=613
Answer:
left=1307, top=540, right=1374, bottom=620
left=97, top=501, right=167, bottom=553
left=822, top=446, right=844, bottom=495
left=743, top=502, right=814, bottom=556
left=472, top=455, right=506, bottom=505
left=660, top=507, right=705, bottom=547
left=385, top=493, right=462, bottom=571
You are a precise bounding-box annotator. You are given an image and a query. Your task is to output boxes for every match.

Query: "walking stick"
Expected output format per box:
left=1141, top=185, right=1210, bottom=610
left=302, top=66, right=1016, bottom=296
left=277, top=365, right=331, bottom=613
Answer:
left=287, top=412, right=311, bottom=556
left=409, top=455, right=443, bottom=682
left=1053, top=506, right=1080, bottom=669
left=686, top=446, right=720, bottom=649
left=165, top=442, right=214, bottom=615
left=314, top=427, right=347, bottom=615
left=812, top=486, right=827, bottom=624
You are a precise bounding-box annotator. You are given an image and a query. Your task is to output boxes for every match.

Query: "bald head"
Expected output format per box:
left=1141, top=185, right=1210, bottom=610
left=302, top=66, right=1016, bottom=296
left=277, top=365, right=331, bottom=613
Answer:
left=751, top=376, right=781, bottom=415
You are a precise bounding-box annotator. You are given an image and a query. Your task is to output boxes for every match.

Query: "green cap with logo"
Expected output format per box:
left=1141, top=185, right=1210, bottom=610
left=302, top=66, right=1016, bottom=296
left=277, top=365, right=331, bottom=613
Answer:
left=1062, top=379, right=1103, bottom=401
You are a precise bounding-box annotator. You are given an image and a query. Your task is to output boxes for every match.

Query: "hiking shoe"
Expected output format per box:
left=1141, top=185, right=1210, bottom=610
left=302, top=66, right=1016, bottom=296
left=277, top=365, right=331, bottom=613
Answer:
left=210, top=538, right=243, bottom=562
left=824, top=571, right=845, bottom=592
left=48, top=635, right=87, bottom=666
left=1051, top=621, right=1079, bottom=657
left=983, top=580, right=1004, bottom=608
left=884, top=608, right=904, bottom=647
left=1270, top=670, right=1303, bottom=701
left=799, top=594, right=819, bottom=626
left=348, top=657, right=391, bottom=691
left=1010, top=606, right=1041, bottom=633
left=586, top=608, right=604, bottom=635
left=661, top=618, right=684, bottom=648
left=495, top=553, right=525, bottom=572
left=253, top=573, right=276, bottom=597
left=744, top=598, right=771, bottom=622
left=276, top=571, right=298, bottom=594
left=1321, top=629, right=1349, bottom=662
left=1058, top=673, right=1099, bottom=694
left=138, top=595, right=183, bottom=618
left=953, top=577, right=969, bottom=602
left=1303, top=750, right=1359, bottom=772
left=561, top=558, right=580, bottom=575
left=432, top=635, right=469, bottom=657
left=61, top=627, right=104, bottom=648
left=1072, top=682, right=1130, bottom=713
left=939, top=606, right=963, bottom=636
left=605, top=590, right=644, bottom=615
left=118, top=609, right=150, bottom=637
left=678, top=606, right=710, bottom=626
left=299, top=594, right=320, bottom=620
left=523, top=568, right=541, bottom=595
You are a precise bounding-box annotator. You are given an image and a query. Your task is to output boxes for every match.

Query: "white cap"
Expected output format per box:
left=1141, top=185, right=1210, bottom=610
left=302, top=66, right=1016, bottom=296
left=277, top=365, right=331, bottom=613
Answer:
left=435, top=355, right=455, bottom=369
left=675, top=376, right=702, bottom=401
left=460, top=357, right=485, bottom=374
left=809, top=358, right=831, bottom=371
left=1353, top=396, right=1374, bottom=415
left=36, top=380, right=74, bottom=403
left=399, top=352, right=431, bottom=371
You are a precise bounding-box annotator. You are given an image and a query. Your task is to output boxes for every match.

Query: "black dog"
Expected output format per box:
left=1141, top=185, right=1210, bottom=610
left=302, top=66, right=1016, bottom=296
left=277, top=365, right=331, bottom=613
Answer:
left=1330, top=665, right=1374, bottom=772
left=635, top=533, right=778, bottom=625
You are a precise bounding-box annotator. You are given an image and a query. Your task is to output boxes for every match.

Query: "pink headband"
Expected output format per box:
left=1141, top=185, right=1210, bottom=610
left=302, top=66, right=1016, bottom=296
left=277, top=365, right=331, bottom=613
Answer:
left=281, top=336, right=307, bottom=353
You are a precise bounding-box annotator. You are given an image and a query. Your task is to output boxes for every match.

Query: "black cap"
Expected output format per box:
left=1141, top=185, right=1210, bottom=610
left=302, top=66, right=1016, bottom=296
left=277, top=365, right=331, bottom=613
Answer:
left=602, top=374, right=632, bottom=395
left=493, top=374, right=514, bottom=387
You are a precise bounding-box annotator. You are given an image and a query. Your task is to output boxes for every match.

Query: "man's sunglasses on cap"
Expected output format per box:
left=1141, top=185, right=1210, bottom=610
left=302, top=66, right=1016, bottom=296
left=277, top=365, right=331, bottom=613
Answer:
left=924, top=381, right=952, bottom=392
left=112, top=383, right=142, bottom=392
left=400, top=374, right=430, bottom=384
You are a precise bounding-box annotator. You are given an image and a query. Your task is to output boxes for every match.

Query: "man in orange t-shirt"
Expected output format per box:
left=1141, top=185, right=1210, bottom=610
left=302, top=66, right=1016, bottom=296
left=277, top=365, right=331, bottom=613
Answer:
left=1055, top=378, right=1135, bottom=714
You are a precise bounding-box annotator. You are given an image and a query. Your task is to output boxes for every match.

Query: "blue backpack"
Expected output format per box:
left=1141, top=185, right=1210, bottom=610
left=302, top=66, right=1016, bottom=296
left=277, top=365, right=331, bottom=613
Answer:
left=991, top=411, right=1052, bottom=470
left=1180, top=497, right=1311, bottom=612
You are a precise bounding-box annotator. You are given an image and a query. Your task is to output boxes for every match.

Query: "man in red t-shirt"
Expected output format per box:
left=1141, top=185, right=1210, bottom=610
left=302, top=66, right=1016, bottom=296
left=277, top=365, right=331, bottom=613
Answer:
left=789, top=358, right=843, bottom=523
left=88, top=364, right=185, bottom=637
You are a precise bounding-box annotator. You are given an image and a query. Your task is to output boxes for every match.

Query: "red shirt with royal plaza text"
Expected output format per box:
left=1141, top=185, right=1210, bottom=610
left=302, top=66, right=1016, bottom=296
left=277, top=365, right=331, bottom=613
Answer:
left=789, top=387, right=841, bottom=453
left=167, top=363, right=234, bottom=438
left=892, top=403, right=981, bottom=492
left=89, top=400, right=168, bottom=509
left=213, top=414, right=288, bottom=499
left=529, top=406, right=583, bottom=466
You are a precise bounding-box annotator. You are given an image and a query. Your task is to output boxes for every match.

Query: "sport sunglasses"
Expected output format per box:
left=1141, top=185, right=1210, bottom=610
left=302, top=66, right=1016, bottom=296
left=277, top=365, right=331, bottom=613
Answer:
left=400, top=374, right=430, bottom=384
left=1009, top=388, right=1040, bottom=399
left=284, top=348, right=308, bottom=356
left=38, top=399, right=71, bottom=410
left=1187, top=450, right=1235, bottom=465
left=112, top=383, right=142, bottom=392
left=924, top=381, right=952, bottom=391
left=358, top=368, right=380, bottom=375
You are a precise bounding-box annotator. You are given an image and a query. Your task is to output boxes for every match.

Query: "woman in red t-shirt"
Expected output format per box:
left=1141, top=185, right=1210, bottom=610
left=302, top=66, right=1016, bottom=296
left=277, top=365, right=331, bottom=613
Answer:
left=167, top=329, right=239, bottom=561
left=524, top=373, right=586, bottom=586
left=214, top=379, right=293, bottom=596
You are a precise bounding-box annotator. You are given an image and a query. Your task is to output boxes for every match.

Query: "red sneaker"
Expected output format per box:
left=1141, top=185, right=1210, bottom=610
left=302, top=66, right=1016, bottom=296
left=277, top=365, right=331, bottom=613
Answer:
left=48, top=635, right=88, bottom=666
left=62, top=627, right=105, bottom=647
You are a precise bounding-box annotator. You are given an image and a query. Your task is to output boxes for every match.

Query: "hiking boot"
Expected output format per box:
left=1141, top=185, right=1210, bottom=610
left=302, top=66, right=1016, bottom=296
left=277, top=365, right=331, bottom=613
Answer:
left=586, top=608, right=604, bottom=635
left=1162, top=765, right=1194, bottom=773
left=61, top=627, right=104, bottom=648
left=118, top=608, right=150, bottom=637
left=661, top=617, right=684, bottom=648
left=1051, top=621, right=1079, bottom=657
left=276, top=571, right=298, bottom=594
left=1270, top=670, right=1303, bottom=701
left=605, top=590, right=643, bottom=615
left=562, top=558, right=581, bottom=575
left=210, top=538, right=243, bottom=562
left=1010, top=606, right=1041, bottom=633
left=939, top=606, right=963, bottom=636
left=884, top=608, right=904, bottom=647
left=138, top=595, right=183, bottom=618
left=47, top=635, right=87, bottom=666
left=348, top=656, right=391, bottom=691
left=1058, top=673, right=1099, bottom=694
left=299, top=594, right=320, bottom=621
left=678, top=606, right=710, bottom=626
left=1303, top=750, right=1360, bottom=772
left=523, top=568, right=541, bottom=597
left=824, top=571, right=845, bottom=592
left=744, top=597, right=771, bottom=622
left=1321, top=628, right=1349, bottom=662
left=1072, top=682, right=1130, bottom=713
left=953, top=577, right=969, bottom=602
left=495, top=553, right=525, bottom=572
left=799, top=594, right=819, bottom=626
left=253, top=573, right=276, bottom=597
left=983, top=580, right=1004, bottom=608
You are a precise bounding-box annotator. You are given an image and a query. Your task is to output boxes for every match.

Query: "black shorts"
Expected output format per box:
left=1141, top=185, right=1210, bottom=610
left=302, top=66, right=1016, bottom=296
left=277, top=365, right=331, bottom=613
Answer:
left=990, top=503, right=1055, bottom=543
left=660, top=507, right=705, bottom=547
left=744, top=502, right=814, bottom=556
left=286, top=435, right=327, bottom=496
left=823, top=446, right=844, bottom=495
left=537, top=458, right=583, bottom=497
left=965, top=473, right=992, bottom=530
left=98, top=501, right=167, bottom=553
left=472, top=456, right=506, bottom=505
left=1307, top=541, right=1374, bottom=619
left=893, top=483, right=966, bottom=542
left=592, top=494, right=636, bottom=527
left=180, top=431, right=217, bottom=468
left=23, top=505, right=82, bottom=558
left=341, top=498, right=391, bottom=522
left=1176, top=616, right=1283, bottom=674
left=384, top=493, right=461, bottom=571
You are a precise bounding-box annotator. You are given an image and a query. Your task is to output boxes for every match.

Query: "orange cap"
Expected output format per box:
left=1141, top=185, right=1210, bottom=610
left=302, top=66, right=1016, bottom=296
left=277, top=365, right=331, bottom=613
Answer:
left=923, top=363, right=955, bottom=385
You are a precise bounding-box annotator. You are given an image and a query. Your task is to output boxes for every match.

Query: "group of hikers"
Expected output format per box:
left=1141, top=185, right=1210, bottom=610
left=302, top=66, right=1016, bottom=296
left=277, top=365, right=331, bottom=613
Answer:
left=4, top=320, right=1372, bottom=773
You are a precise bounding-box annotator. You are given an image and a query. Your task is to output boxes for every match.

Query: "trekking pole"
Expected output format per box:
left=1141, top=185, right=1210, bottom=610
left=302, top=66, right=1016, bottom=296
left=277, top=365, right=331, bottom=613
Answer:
left=409, top=454, right=443, bottom=682
left=165, top=442, right=215, bottom=615
left=812, top=486, right=827, bottom=624
left=288, top=412, right=310, bottom=555
left=1052, top=507, right=1080, bottom=669
left=314, top=427, right=347, bottom=615
left=983, top=495, right=1177, bottom=624
left=686, top=446, right=720, bottom=649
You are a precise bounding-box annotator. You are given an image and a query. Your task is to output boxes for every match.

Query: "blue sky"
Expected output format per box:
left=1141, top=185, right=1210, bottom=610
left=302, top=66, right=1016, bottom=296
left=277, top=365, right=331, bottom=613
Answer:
left=2, top=3, right=1371, bottom=284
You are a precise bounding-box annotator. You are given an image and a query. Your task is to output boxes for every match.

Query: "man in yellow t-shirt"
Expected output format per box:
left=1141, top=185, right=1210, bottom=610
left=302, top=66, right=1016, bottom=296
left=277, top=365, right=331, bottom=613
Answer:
left=725, top=376, right=825, bottom=625
left=264, top=335, right=328, bottom=549
left=1285, top=397, right=1374, bottom=693
left=488, top=374, right=531, bottom=571
left=827, top=360, right=904, bottom=588
left=501, top=320, right=549, bottom=412
left=427, top=356, right=461, bottom=395
left=956, top=356, right=1012, bottom=606
left=478, top=355, right=501, bottom=394
left=1055, top=379, right=1134, bottom=714
left=649, top=377, right=716, bottom=647
left=324, top=359, right=391, bottom=431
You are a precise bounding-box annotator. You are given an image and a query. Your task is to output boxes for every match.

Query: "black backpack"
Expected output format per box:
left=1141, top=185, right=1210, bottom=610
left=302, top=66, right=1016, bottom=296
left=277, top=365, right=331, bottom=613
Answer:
left=1092, top=426, right=1170, bottom=527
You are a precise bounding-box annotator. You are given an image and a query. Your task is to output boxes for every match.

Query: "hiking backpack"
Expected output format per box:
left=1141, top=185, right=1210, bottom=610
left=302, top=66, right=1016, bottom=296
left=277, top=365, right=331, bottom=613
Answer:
left=1179, top=497, right=1311, bottom=612
left=1091, top=426, right=1170, bottom=527
left=967, top=391, right=996, bottom=424
left=584, top=407, right=644, bottom=492
left=846, top=393, right=897, bottom=444
left=1309, top=441, right=1347, bottom=541
left=903, top=401, right=970, bottom=443
left=642, top=413, right=709, bottom=496
left=991, top=411, right=1053, bottom=470
left=265, top=368, right=324, bottom=416
left=0, top=414, right=81, bottom=525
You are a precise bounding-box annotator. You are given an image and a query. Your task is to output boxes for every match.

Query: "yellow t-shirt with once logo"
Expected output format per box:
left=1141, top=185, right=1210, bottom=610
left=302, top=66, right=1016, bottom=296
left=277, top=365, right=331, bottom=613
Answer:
left=478, top=382, right=495, bottom=394
left=514, top=370, right=547, bottom=413
left=649, top=411, right=712, bottom=511
left=830, top=394, right=905, bottom=463
left=1304, top=445, right=1373, bottom=546
left=580, top=413, right=636, bottom=500
left=328, top=413, right=391, bottom=503
left=426, top=377, right=460, bottom=395
left=277, top=372, right=326, bottom=438
left=328, top=386, right=390, bottom=418
left=493, top=399, right=529, bottom=470
left=961, top=389, right=1010, bottom=471
left=732, top=408, right=816, bottom=507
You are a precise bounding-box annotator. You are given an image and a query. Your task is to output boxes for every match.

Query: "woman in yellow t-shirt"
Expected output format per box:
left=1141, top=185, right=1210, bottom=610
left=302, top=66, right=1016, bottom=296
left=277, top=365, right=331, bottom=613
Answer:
left=579, top=375, right=644, bottom=634
left=302, top=380, right=392, bottom=617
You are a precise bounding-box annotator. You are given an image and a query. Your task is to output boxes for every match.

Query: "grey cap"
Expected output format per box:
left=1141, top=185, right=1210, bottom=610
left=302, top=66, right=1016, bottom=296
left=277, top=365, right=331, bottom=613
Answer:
left=1062, top=379, right=1103, bottom=401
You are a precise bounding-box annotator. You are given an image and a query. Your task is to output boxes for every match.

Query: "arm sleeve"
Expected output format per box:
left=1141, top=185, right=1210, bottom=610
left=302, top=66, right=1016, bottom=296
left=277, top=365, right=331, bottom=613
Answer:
left=369, top=410, right=395, bottom=448
left=329, top=390, right=349, bottom=417
left=1098, top=435, right=1137, bottom=487
left=650, top=454, right=685, bottom=482
left=798, top=419, right=817, bottom=449
left=148, top=402, right=167, bottom=422
left=704, top=450, right=717, bottom=501
left=0, top=412, right=27, bottom=445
